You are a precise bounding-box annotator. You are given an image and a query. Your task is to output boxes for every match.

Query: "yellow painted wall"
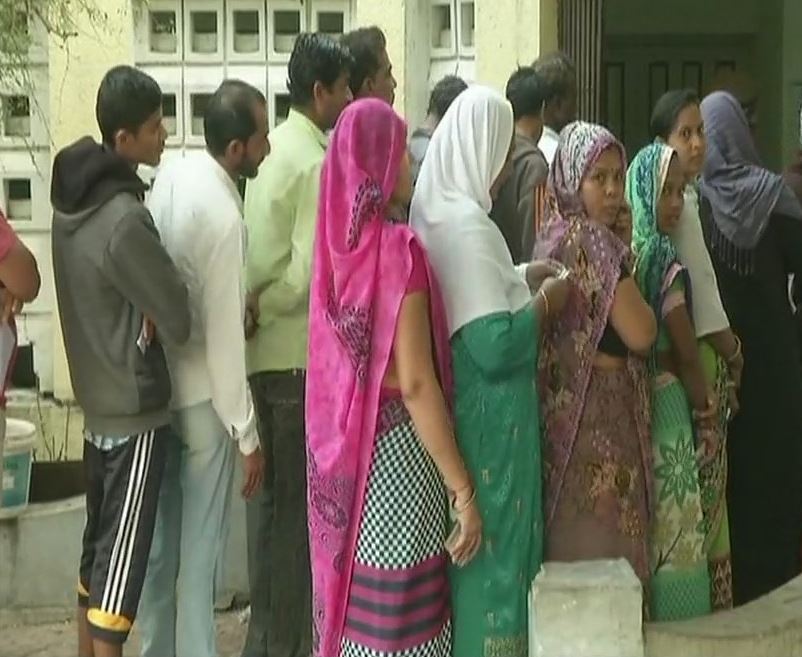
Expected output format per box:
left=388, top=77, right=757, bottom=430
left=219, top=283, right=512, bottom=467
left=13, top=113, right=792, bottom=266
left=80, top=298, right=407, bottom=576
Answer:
left=476, top=0, right=558, bottom=90
left=48, top=0, right=134, bottom=401
left=354, top=0, right=409, bottom=116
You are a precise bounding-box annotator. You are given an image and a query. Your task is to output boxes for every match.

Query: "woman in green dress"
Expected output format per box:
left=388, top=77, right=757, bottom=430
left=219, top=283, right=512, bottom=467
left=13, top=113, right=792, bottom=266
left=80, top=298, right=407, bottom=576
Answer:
left=650, top=90, right=740, bottom=609
left=627, top=142, right=718, bottom=620
left=411, top=86, right=569, bottom=657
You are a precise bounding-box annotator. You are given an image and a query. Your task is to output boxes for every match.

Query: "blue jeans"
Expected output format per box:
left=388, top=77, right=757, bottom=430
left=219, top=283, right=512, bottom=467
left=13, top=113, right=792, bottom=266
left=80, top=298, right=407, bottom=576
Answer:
left=138, top=401, right=236, bottom=657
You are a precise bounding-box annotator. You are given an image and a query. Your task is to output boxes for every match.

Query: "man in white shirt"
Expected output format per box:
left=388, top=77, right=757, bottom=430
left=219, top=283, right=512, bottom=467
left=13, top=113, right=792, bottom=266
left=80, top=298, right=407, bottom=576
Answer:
left=137, top=79, right=269, bottom=657
left=533, top=51, right=577, bottom=166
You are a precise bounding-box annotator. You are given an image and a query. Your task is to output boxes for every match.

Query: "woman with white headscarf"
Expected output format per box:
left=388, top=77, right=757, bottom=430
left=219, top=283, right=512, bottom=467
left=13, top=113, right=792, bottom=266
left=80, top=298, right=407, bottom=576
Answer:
left=411, top=86, right=569, bottom=657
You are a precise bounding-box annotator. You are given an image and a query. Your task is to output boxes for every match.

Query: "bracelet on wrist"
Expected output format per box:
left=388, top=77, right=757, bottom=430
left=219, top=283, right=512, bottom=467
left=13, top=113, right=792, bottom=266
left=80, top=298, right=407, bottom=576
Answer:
left=727, top=336, right=742, bottom=365
left=538, top=288, right=550, bottom=318
left=452, top=488, right=476, bottom=514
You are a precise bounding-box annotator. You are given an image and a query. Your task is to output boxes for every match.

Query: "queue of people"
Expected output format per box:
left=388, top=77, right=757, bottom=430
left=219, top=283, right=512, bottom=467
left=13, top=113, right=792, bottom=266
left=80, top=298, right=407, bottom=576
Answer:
left=45, top=22, right=802, bottom=657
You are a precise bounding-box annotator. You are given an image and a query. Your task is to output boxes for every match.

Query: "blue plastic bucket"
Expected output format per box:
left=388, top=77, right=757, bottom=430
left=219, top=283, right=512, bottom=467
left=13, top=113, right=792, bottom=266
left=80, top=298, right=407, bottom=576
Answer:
left=1, top=419, right=36, bottom=509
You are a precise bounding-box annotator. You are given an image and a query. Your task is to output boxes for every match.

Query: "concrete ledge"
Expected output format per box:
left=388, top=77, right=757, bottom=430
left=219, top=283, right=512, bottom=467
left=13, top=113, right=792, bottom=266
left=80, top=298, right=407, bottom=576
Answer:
left=530, top=559, right=802, bottom=657
left=531, top=559, right=644, bottom=657
left=0, top=483, right=250, bottom=612
left=0, top=496, right=84, bottom=609
left=645, top=576, right=802, bottom=657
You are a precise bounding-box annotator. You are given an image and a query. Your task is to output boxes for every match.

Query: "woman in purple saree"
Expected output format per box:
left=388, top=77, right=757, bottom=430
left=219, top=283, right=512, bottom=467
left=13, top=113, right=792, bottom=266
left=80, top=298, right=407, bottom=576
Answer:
left=535, top=122, right=657, bottom=588
left=305, top=98, right=481, bottom=657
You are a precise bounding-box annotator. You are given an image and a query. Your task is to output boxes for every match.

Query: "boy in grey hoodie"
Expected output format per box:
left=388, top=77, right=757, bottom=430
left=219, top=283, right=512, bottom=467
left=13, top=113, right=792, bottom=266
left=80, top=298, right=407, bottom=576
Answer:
left=50, top=65, right=190, bottom=657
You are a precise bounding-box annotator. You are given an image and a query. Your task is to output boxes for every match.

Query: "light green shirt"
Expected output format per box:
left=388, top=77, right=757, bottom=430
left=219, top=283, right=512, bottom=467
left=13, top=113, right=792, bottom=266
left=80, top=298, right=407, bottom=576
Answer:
left=244, top=109, right=328, bottom=373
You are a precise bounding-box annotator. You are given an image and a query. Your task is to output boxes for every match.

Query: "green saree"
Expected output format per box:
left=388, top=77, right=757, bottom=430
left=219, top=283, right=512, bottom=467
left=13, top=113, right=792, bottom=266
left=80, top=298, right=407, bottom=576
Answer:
left=649, top=278, right=712, bottom=621
left=697, top=341, right=734, bottom=610
left=449, top=307, right=542, bottom=657
left=627, top=142, right=713, bottom=620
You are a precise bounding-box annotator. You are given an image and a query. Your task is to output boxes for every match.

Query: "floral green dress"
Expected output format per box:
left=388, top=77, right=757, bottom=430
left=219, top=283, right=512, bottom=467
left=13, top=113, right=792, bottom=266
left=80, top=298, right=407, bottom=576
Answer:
left=448, top=306, right=542, bottom=657
left=649, top=276, right=712, bottom=620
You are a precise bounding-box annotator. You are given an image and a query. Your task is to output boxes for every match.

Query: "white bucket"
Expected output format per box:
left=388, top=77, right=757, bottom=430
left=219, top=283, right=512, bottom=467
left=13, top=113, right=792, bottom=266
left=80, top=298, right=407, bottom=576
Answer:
left=1, top=418, right=36, bottom=509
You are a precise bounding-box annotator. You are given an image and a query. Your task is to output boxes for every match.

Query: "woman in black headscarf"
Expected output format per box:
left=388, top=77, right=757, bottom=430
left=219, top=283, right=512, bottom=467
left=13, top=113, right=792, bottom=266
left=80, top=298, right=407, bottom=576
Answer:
left=700, top=91, right=802, bottom=605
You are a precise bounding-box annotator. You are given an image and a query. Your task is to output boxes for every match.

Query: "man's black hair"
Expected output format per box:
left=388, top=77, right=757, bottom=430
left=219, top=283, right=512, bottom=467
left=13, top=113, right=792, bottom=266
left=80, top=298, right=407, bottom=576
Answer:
left=287, top=32, right=354, bottom=106
left=532, top=51, right=576, bottom=104
left=96, top=65, right=163, bottom=147
left=505, top=67, right=548, bottom=121
left=428, top=75, right=468, bottom=120
left=204, top=80, right=266, bottom=156
left=340, top=26, right=386, bottom=97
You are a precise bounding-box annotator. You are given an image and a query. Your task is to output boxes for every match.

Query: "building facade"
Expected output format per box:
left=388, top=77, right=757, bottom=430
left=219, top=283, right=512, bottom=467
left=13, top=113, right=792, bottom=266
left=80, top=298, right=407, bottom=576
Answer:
left=1, top=0, right=800, bottom=402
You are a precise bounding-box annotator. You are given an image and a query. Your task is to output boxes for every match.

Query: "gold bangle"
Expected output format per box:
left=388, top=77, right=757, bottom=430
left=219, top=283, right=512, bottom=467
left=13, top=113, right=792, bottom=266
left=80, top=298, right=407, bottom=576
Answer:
left=452, top=482, right=472, bottom=498
left=539, top=289, right=550, bottom=318
left=727, top=336, right=742, bottom=365
left=452, top=488, right=476, bottom=514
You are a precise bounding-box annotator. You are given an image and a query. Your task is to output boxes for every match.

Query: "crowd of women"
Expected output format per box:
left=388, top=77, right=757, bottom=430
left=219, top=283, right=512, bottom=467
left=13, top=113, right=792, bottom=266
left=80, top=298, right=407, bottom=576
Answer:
left=304, top=79, right=802, bottom=657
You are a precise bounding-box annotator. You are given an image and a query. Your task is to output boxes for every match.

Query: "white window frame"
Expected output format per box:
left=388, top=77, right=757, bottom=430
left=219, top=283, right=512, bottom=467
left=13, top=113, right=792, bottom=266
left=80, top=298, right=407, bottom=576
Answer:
left=184, top=76, right=222, bottom=146
left=309, top=0, right=351, bottom=41
left=226, top=0, right=267, bottom=63
left=268, top=68, right=292, bottom=129
left=457, top=0, right=476, bottom=57
left=184, top=0, right=224, bottom=63
left=267, top=0, right=306, bottom=64
left=135, top=0, right=183, bottom=63
left=430, top=0, right=457, bottom=60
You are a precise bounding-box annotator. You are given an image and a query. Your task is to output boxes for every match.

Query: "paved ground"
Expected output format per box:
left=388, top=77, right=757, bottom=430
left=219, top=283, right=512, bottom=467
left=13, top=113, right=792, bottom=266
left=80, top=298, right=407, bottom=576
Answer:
left=2, top=610, right=247, bottom=657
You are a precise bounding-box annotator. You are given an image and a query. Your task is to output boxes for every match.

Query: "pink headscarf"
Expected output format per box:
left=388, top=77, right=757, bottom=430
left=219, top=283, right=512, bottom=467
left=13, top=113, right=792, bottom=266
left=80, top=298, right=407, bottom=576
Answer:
left=305, top=98, right=452, bottom=657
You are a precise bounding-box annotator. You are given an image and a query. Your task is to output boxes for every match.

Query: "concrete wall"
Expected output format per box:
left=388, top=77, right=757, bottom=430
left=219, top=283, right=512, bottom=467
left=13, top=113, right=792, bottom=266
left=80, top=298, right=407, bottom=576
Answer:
left=0, top=475, right=249, bottom=612
left=532, top=559, right=802, bottom=657
left=475, top=0, right=558, bottom=91
left=402, top=0, right=432, bottom=130
left=354, top=0, right=409, bottom=116
left=48, top=0, right=135, bottom=402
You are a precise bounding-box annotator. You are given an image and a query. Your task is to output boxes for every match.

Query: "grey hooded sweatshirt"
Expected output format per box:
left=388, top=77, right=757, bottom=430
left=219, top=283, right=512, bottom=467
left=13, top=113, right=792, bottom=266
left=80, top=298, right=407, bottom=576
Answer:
left=51, top=137, right=190, bottom=436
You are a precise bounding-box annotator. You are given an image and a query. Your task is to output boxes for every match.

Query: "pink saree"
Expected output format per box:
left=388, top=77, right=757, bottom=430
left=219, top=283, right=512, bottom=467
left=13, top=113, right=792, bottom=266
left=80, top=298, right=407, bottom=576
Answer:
left=305, top=99, right=453, bottom=657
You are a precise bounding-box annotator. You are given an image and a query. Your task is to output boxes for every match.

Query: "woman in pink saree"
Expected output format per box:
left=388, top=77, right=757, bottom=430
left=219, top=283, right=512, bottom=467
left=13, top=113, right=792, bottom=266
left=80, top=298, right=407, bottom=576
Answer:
left=305, top=98, right=481, bottom=657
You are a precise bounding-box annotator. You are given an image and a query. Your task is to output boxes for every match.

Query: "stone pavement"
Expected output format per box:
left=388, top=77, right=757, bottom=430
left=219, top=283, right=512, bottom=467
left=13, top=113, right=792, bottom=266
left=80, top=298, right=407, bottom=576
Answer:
left=2, top=610, right=246, bottom=657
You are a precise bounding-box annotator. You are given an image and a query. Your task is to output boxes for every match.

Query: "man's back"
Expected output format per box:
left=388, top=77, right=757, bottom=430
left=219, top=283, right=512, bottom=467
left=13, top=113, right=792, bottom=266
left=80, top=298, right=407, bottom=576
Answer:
left=491, top=132, right=549, bottom=263
left=51, top=136, right=190, bottom=436
left=148, top=151, right=249, bottom=412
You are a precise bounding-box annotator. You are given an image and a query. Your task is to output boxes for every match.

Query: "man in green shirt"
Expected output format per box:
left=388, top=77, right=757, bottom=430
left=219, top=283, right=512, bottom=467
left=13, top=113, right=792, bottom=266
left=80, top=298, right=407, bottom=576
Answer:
left=241, top=33, right=353, bottom=657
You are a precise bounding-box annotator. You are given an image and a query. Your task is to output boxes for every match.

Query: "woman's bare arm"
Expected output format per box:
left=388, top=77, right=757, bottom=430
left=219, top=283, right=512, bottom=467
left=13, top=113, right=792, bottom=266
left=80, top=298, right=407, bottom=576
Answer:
left=609, top=277, right=657, bottom=355
left=664, top=304, right=709, bottom=412
left=0, top=240, right=40, bottom=302
left=705, top=328, right=736, bottom=357
left=705, top=328, right=743, bottom=385
left=394, top=291, right=471, bottom=494
left=394, top=290, right=481, bottom=565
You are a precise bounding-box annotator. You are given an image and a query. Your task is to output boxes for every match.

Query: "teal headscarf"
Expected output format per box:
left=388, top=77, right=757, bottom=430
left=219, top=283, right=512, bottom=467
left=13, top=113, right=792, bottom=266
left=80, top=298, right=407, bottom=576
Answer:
left=627, top=142, right=686, bottom=370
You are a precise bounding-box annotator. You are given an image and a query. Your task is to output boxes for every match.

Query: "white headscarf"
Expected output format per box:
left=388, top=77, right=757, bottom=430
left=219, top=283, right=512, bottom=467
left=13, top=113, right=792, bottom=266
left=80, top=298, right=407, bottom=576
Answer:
left=672, top=184, right=731, bottom=337
left=410, top=86, right=532, bottom=336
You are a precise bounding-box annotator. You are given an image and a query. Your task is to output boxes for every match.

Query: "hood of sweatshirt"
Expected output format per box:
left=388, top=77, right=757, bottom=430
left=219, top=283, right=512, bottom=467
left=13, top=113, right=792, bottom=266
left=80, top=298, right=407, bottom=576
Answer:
left=50, top=136, right=147, bottom=233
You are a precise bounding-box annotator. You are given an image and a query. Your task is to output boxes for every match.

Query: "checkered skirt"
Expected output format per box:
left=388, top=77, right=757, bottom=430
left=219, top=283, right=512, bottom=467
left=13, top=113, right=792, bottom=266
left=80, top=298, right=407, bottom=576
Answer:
left=340, top=398, right=451, bottom=657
